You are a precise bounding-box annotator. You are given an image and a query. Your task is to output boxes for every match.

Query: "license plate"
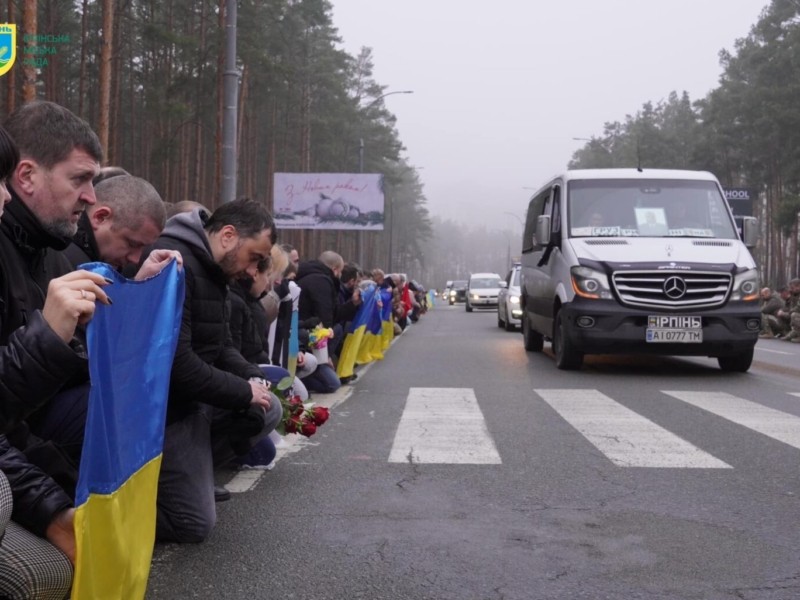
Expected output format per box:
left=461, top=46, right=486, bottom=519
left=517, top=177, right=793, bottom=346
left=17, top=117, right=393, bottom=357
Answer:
left=646, top=315, right=702, bottom=343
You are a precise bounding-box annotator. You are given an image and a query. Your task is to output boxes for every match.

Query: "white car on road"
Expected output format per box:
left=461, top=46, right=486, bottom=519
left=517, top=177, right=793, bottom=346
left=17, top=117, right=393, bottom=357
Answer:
left=497, top=264, right=522, bottom=330
left=466, top=272, right=504, bottom=312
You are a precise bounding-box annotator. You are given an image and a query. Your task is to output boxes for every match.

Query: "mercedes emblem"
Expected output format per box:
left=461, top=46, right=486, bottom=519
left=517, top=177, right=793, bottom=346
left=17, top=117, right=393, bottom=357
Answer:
left=663, top=276, right=687, bottom=299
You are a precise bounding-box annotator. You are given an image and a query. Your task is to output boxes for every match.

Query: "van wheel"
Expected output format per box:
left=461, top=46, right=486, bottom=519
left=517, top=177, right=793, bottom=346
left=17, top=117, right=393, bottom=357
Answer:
left=553, top=311, right=583, bottom=370
left=465, top=301, right=473, bottom=313
left=504, top=313, right=514, bottom=332
left=522, top=312, right=543, bottom=352
left=718, top=348, right=753, bottom=372
left=497, top=310, right=504, bottom=328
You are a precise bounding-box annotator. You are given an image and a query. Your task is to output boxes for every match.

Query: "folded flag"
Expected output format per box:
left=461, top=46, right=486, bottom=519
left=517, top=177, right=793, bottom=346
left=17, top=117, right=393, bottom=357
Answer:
left=73, top=260, right=184, bottom=600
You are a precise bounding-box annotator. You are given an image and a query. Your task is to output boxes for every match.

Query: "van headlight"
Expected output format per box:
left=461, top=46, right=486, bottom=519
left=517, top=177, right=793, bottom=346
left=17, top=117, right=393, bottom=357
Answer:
left=510, top=295, right=520, bottom=304
left=730, top=268, right=760, bottom=302
left=571, top=266, right=612, bottom=300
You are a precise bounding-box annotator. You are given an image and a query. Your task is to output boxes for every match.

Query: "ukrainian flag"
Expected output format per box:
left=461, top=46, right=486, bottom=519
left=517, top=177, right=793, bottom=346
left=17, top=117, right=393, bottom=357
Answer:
left=356, top=284, right=384, bottom=364
left=73, top=260, right=184, bottom=600
left=379, top=287, right=394, bottom=350
left=336, top=284, right=380, bottom=379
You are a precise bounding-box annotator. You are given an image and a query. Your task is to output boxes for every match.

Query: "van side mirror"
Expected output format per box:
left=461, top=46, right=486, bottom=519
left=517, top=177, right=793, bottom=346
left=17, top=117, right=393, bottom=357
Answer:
left=499, top=281, right=507, bottom=289
left=742, top=216, right=758, bottom=248
left=536, top=215, right=551, bottom=246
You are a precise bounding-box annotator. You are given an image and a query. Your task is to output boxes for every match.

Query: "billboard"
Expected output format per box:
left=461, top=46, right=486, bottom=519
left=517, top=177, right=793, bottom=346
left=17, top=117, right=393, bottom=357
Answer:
left=273, top=173, right=385, bottom=230
left=723, top=187, right=755, bottom=216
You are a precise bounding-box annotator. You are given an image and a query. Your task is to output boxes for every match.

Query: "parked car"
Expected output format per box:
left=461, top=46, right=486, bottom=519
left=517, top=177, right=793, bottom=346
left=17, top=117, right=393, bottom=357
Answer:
left=448, top=280, right=468, bottom=305
left=465, top=272, right=504, bottom=312
left=497, top=263, right=522, bottom=330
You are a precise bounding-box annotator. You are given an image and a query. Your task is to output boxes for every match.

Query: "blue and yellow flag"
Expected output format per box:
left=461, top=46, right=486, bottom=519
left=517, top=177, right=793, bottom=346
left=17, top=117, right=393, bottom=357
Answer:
left=73, top=260, right=184, bottom=600
left=380, top=287, right=394, bottom=350
left=336, top=284, right=380, bottom=379
left=356, top=285, right=384, bottom=364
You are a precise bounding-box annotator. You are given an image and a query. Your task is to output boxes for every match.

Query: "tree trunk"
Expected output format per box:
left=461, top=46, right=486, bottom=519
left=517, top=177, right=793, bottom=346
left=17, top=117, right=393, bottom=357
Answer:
left=78, top=0, right=87, bottom=117
left=98, top=0, right=113, bottom=161
left=22, top=0, right=37, bottom=102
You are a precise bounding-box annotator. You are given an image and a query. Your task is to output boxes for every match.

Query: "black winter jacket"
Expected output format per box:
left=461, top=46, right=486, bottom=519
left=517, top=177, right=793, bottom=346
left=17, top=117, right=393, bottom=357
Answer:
left=296, top=260, right=358, bottom=328
left=0, top=192, right=84, bottom=534
left=151, top=210, right=262, bottom=424
left=228, top=282, right=270, bottom=365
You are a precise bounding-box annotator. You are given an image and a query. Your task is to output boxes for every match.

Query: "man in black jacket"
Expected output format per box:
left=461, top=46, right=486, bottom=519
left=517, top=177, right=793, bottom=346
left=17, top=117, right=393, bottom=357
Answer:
left=0, top=101, right=175, bottom=567
left=296, top=250, right=361, bottom=391
left=0, top=101, right=105, bottom=566
left=150, top=199, right=281, bottom=543
left=64, top=174, right=166, bottom=271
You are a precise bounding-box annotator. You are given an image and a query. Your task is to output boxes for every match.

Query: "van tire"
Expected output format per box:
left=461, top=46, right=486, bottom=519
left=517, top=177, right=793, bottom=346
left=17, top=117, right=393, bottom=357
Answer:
left=717, top=349, right=753, bottom=372
left=465, top=301, right=473, bottom=313
left=497, top=311, right=505, bottom=328
left=553, top=311, right=583, bottom=370
left=504, top=314, right=514, bottom=332
left=522, top=312, right=544, bottom=352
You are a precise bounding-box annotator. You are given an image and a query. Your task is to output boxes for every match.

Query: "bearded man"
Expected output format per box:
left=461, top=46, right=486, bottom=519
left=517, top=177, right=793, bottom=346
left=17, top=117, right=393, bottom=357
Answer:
left=149, top=199, right=283, bottom=543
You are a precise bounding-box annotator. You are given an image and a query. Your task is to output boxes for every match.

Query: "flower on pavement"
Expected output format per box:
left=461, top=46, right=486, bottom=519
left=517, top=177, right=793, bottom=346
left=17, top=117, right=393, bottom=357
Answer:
left=274, top=376, right=329, bottom=438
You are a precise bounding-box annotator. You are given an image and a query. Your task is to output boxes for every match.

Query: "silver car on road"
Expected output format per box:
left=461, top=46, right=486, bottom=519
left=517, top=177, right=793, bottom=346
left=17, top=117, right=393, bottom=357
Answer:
left=497, top=263, right=522, bottom=331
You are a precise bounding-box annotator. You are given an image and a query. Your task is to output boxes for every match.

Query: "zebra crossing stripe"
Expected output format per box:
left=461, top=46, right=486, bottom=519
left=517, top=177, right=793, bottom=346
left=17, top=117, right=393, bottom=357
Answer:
left=536, top=389, right=731, bottom=469
left=664, top=391, right=800, bottom=450
left=388, top=388, right=502, bottom=464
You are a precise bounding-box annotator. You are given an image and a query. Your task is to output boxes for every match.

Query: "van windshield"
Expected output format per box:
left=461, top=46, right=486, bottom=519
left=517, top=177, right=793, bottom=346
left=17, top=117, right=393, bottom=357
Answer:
left=567, top=179, right=738, bottom=239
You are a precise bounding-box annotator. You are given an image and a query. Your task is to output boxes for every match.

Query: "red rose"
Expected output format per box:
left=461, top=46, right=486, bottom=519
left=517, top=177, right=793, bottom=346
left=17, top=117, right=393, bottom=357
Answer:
left=287, top=396, right=305, bottom=416
left=310, top=406, right=330, bottom=426
left=299, top=419, right=317, bottom=437
left=284, top=415, right=302, bottom=434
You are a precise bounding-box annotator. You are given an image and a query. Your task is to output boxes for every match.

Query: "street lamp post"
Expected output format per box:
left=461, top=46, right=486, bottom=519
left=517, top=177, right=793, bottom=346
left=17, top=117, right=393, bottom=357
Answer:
left=220, top=0, right=240, bottom=204
left=504, top=211, right=524, bottom=266
left=357, top=89, right=413, bottom=268
left=358, top=90, right=414, bottom=173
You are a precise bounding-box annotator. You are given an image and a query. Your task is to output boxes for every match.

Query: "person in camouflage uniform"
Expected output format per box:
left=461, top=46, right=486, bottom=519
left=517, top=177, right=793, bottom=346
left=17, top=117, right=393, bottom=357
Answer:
left=760, top=286, right=787, bottom=338
left=782, top=278, right=800, bottom=342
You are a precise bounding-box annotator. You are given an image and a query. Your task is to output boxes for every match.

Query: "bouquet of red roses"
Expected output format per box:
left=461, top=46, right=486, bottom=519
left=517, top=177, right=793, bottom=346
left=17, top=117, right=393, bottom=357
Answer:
left=274, top=376, right=330, bottom=437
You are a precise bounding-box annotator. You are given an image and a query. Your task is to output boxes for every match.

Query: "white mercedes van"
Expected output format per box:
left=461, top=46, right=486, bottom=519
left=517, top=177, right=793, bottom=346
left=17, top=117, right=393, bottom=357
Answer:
left=519, top=169, right=761, bottom=371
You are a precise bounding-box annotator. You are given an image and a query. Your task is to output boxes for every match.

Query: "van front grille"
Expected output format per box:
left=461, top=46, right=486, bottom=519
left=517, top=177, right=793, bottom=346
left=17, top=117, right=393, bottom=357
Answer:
left=611, top=270, right=732, bottom=309
left=692, top=240, right=733, bottom=247
left=584, top=239, right=629, bottom=246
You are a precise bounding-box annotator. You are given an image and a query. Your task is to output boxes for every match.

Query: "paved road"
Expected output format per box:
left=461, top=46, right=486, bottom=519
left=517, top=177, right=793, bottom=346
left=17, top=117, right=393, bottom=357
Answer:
left=147, top=304, right=800, bottom=599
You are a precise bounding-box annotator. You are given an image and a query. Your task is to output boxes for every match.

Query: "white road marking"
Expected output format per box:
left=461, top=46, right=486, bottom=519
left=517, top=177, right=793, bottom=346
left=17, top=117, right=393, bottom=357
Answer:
left=388, top=387, right=501, bottom=464
left=664, top=391, right=800, bottom=450
left=755, top=346, right=792, bottom=355
left=790, top=393, right=800, bottom=399
left=536, top=389, right=730, bottom=468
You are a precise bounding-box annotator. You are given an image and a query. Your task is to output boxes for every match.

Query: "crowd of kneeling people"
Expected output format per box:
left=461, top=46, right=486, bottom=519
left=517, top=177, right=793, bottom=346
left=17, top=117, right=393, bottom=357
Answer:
left=760, top=279, right=800, bottom=341
left=0, top=100, right=429, bottom=598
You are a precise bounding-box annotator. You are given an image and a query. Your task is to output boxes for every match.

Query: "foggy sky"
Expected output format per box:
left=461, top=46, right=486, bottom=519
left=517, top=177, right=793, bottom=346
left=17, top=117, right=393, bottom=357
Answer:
left=329, top=0, right=769, bottom=234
